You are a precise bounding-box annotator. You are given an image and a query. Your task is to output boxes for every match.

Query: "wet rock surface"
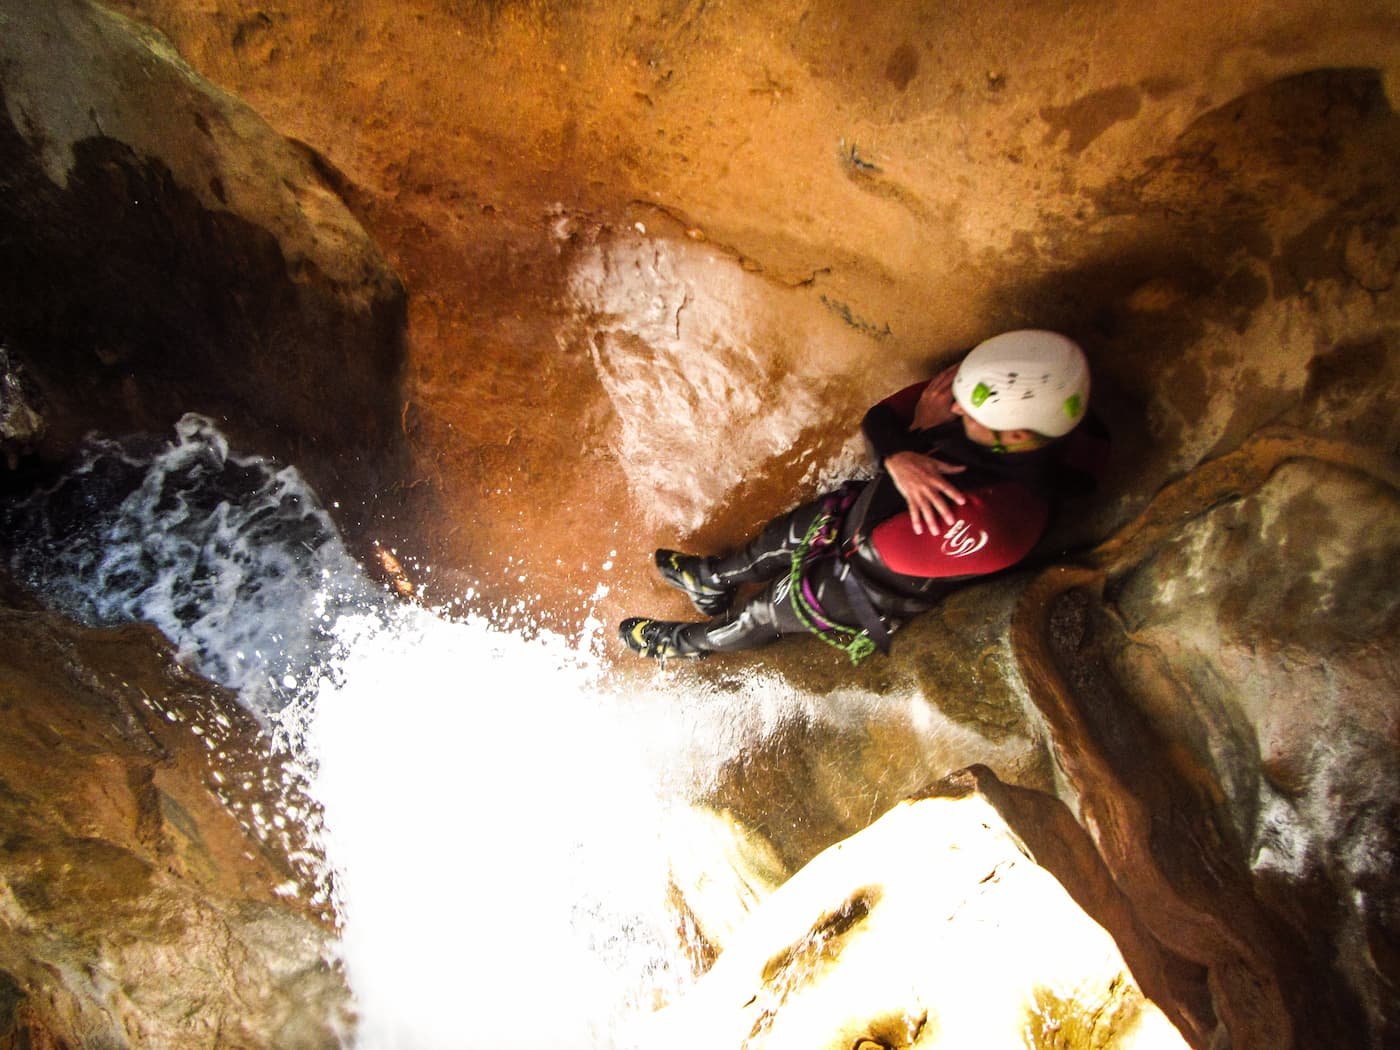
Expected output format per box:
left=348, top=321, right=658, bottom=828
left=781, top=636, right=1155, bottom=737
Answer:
left=0, top=596, right=349, bottom=1048
left=1096, top=458, right=1400, bottom=1047
left=0, top=348, right=44, bottom=471
left=0, top=0, right=1396, bottom=1047
left=1009, top=429, right=1400, bottom=1049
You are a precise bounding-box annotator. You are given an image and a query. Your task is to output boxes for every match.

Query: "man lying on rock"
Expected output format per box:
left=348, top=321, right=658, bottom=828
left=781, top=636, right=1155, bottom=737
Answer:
left=619, top=329, right=1103, bottom=663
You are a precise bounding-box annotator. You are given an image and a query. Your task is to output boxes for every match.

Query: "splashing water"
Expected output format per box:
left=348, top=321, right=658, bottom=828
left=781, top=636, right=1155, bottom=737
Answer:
left=4, top=413, right=379, bottom=712
left=295, top=604, right=693, bottom=1048
left=1, top=414, right=1056, bottom=1047
left=1, top=414, right=866, bottom=1047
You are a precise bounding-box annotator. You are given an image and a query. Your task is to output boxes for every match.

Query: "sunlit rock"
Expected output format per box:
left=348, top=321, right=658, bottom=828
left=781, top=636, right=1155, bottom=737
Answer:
left=685, top=624, right=1057, bottom=875
left=663, top=806, right=789, bottom=969
left=653, top=777, right=1187, bottom=1049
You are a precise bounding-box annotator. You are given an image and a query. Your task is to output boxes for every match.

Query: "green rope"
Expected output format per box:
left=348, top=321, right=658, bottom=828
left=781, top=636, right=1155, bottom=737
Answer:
left=788, top=511, right=877, bottom=666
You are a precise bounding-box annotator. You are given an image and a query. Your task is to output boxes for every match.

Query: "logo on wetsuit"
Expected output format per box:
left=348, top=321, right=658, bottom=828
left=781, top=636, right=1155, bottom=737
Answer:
left=941, top=519, right=988, bottom=558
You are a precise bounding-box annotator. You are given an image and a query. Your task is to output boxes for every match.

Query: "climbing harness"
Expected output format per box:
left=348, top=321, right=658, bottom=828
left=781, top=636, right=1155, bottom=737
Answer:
left=787, top=488, right=878, bottom=666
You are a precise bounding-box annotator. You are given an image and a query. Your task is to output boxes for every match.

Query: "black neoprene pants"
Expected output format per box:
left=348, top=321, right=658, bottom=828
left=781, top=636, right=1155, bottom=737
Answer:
left=675, top=486, right=911, bottom=654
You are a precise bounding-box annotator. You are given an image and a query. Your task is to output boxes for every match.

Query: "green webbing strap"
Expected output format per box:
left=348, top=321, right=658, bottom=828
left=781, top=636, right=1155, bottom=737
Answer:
left=788, top=511, right=877, bottom=666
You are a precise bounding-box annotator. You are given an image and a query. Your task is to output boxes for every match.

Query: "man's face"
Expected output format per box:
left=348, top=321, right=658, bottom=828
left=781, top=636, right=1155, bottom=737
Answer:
left=952, top=400, right=1036, bottom=450
left=950, top=399, right=996, bottom=445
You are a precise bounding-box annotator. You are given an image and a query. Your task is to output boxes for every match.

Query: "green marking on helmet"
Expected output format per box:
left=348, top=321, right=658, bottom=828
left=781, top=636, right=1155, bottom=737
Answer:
left=970, top=382, right=993, bottom=408
left=1064, top=393, right=1083, bottom=419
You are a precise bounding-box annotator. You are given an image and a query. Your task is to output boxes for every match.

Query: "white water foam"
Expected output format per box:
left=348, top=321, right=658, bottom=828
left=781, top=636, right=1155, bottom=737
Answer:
left=294, top=601, right=993, bottom=1048
left=4, top=413, right=378, bottom=713
left=3, top=411, right=1067, bottom=1048
left=289, top=606, right=687, bottom=1048
left=4, top=415, right=919, bottom=1047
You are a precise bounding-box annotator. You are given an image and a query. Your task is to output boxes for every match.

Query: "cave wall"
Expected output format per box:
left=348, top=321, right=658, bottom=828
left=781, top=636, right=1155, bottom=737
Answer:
left=0, top=1, right=1397, bottom=1048
left=4, top=0, right=1395, bottom=622
left=0, top=0, right=407, bottom=524
left=93, top=0, right=1400, bottom=621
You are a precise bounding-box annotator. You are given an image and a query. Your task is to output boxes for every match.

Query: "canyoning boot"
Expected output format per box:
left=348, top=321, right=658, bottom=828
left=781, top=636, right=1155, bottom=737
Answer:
left=654, top=549, right=735, bottom=616
left=618, top=618, right=707, bottom=659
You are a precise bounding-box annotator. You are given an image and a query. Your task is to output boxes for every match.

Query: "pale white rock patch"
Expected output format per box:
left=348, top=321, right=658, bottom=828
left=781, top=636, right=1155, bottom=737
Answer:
left=649, top=793, right=1187, bottom=1050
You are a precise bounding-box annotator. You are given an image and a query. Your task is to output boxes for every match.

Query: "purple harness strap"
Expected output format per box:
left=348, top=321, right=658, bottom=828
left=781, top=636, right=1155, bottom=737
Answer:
left=796, top=484, right=863, bottom=630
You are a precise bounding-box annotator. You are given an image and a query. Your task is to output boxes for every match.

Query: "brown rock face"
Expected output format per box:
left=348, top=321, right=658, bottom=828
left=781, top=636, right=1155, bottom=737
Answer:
left=86, top=0, right=1400, bottom=623
left=0, top=0, right=1397, bottom=1047
left=1009, top=431, right=1400, bottom=1049
left=0, top=601, right=348, bottom=1047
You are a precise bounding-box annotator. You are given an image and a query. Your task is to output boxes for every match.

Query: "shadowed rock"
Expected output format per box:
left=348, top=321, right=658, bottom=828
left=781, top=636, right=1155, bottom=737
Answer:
left=0, top=0, right=407, bottom=526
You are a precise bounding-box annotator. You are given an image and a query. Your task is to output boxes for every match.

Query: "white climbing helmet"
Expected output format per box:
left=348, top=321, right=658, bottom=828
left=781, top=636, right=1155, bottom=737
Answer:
left=951, top=329, right=1090, bottom=438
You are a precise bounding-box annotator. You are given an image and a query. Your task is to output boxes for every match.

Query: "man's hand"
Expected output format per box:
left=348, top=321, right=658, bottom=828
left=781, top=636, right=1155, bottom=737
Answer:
left=885, top=450, right=967, bottom=536
left=911, top=364, right=960, bottom=430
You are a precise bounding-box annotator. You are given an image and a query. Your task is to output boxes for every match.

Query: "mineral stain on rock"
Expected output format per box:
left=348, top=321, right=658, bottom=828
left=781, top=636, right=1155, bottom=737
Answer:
left=853, top=1007, right=931, bottom=1049
left=760, top=885, right=881, bottom=987
left=1040, top=85, right=1143, bottom=154
left=744, top=885, right=883, bottom=1040
left=884, top=42, right=919, bottom=92
left=1024, top=978, right=1146, bottom=1048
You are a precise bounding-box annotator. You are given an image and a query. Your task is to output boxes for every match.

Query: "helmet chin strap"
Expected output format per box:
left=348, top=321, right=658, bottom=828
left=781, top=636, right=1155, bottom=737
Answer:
left=958, top=407, right=1047, bottom=453
left=989, top=429, right=1045, bottom=454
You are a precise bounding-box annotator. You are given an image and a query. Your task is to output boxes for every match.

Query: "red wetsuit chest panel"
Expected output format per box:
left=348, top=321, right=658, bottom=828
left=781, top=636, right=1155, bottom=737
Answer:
left=868, top=479, right=1049, bottom=578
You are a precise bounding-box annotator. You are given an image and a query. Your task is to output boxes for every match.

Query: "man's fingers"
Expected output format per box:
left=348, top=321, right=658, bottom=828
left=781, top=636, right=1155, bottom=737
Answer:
left=928, top=490, right=957, bottom=527
left=910, top=500, right=939, bottom=536
left=931, top=476, right=966, bottom=506
left=910, top=490, right=953, bottom=533
left=889, top=451, right=969, bottom=534
left=907, top=492, right=941, bottom=536
left=927, top=470, right=966, bottom=508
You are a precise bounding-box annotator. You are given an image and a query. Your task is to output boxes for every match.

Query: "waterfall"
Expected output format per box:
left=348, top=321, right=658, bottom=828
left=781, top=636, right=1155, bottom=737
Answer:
left=0, top=414, right=827, bottom=1047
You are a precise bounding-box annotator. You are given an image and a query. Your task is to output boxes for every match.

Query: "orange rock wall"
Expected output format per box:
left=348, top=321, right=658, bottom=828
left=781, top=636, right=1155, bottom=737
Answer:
left=102, top=0, right=1400, bottom=628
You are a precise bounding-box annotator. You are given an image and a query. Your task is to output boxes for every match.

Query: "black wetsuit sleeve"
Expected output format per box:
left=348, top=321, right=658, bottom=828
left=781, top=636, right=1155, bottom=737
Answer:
left=861, top=381, right=928, bottom=464
left=861, top=404, right=910, bottom=463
